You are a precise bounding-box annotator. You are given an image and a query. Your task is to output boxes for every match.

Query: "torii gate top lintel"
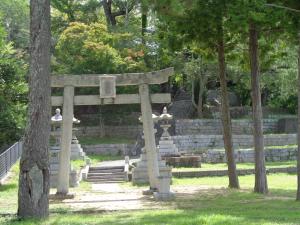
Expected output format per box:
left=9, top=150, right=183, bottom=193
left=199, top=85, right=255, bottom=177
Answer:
left=51, top=67, right=174, bottom=87
left=51, top=68, right=174, bottom=106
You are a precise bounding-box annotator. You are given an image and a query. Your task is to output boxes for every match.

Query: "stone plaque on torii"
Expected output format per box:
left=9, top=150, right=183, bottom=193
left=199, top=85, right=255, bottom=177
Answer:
left=51, top=68, right=173, bottom=195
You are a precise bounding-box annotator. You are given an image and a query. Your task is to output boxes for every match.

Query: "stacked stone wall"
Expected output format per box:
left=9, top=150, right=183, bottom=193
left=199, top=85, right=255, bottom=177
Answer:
left=172, top=134, right=296, bottom=152
left=83, top=144, right=135, bottom=156
left=175, top=119, right=278, bottom=135
left=76, top=119, right=279, bottom=138
left=204, top=147, right=297, bottom=163
left=76, top=125, right=142, bottom=138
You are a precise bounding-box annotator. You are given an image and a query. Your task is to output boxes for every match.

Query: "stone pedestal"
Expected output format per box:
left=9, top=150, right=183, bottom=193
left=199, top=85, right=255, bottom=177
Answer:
left=132, top=148, right=172, bottom=184
left=158, top=138, right=179, bottom=157
left=71, top=136, right=85, bottom=160
left=154, top=175, right=175, bottom=201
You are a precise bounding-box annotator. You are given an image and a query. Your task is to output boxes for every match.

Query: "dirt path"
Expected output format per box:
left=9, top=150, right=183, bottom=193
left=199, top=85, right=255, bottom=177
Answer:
left=49, top=183, right=216, bottom=212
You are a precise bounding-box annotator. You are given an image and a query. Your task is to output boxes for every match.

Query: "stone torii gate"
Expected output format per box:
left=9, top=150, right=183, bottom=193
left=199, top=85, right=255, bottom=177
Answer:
left=51, top=68, right=173, bottom=195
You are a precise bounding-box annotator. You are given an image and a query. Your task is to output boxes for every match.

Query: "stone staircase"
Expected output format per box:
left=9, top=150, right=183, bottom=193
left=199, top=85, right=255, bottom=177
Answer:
left=87, top=166, right=126, bottom=183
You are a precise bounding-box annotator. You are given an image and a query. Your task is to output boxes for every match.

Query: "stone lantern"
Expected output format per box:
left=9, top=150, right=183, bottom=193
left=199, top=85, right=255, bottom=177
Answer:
left=131, top=113, right=172, bottom=186
left=49, top=108, right=85, bottom=188
left=157, top=107, right=179, bottom=157
left=50, top=108, right=85, bottom=160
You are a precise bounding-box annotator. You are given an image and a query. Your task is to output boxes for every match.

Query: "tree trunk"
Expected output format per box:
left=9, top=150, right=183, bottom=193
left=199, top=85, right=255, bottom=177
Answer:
left=217, top=25, right=239, bottom=189
left=197, top=75, right=206, bottom=118
left=141, top=5, right=147, bottom=42
left=249, top=21, right=268, bottom=194
left=102, top=0, right=116, bottom=26
left=102, top=0, right=132, bottom=27
left=296, top=32, right=300, bottom=200
left=141, top=3, right=149, bottom=67
left=18, top=0, right=51, bottom=218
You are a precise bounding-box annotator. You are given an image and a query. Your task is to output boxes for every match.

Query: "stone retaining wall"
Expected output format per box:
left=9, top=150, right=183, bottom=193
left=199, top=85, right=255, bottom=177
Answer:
left=204, top=147, right=297, bottom=163
left=172, top=167, right=297, bottom=178
left=76, top=125, right=142, bottom=138
left=175, top=119, right=278, bottom=135
left=75, top=119, right=293, bottom=138
left=83, top=144, right=135, bottom=156
left=172, top=134, right=296, bottom=152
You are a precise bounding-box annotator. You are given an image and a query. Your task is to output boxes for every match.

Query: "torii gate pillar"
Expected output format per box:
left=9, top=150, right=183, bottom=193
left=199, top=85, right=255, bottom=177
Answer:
left=57, top=85, right=74, bottom=195
left=139, top=83, right=159, bottom=189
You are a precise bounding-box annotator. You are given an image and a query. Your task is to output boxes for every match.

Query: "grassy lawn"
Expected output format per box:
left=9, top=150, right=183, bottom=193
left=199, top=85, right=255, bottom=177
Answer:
left=78, top=137, right=134, bottom=145
left=172, top=161, right=296, bottom=172
left=70, top=159, right=86, bottom=170
left=2, top=185, right=300, bottom=225
left=87, top=154, right=123, bottom=165
left=1, top=162, right=300, bottom=225
left=265, top=144, right=297, bottom=149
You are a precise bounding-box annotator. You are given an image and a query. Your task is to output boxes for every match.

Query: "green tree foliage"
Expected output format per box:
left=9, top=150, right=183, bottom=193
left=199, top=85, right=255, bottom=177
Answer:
left=0, top=27, right=27, bottom=150
left=0, top=0, right=29, bottom=49
left=54, top=22, right=146, bottom=74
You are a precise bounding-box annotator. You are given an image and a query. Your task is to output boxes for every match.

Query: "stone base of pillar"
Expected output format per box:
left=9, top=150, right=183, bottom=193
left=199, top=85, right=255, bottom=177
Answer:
left=132, top=152, right=172, bottom=185
left=50, top=170, right=80, bottom=188
left=50, top=192, right=75, bottom=200
left=154, top=192, right=175, bottom=201
left=153, top=175, right=175, bottom=201
left=142, top=187, right=158, bottom=195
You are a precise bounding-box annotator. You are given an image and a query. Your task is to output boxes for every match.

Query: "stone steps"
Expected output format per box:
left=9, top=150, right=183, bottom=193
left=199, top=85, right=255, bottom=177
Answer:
left=87, top=166, right=126, bottom=183
left=88, top=174, right=125, bottom=178
left=89, top=166, right=124, bottom=170
left=87, top=179, right=125, bottom=183
left=88, top=171, right=125, bottom=176
left=89, top=168, right=124, bottom=173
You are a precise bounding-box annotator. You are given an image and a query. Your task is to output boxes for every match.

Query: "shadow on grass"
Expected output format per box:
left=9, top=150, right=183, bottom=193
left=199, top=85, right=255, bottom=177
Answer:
left=2, top=188, right=300, bottom=225
left=0, top=183, right=17, bottom=192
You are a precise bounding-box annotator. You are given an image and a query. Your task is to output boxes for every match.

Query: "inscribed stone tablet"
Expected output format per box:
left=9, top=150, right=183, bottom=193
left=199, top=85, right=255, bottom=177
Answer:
left=99, top=76, right=116, bottom=98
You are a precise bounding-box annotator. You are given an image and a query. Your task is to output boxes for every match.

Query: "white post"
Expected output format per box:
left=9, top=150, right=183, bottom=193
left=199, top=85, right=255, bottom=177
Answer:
left=57, top=85, right=74, bottom=194
left=139, top=83, right=160, bottom=190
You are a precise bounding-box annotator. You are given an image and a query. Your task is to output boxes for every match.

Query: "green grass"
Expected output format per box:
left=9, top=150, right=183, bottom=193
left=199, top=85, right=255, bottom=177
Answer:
left=0, top=162, right=19, bottom=214
left=2, top=186, right=300, bottom=225
left=78, top=137, right=134, bottom=145
left=173, top=173, right=296, bottom=192
left=2, top=162, right=300, bottom=225
left=265, top=145, right=297, bottom=149
left=70, top=159, right=86, bottom=170
left=172, top=161, right=296, bottom=172
left=87, top=154, right=123, bottom=165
